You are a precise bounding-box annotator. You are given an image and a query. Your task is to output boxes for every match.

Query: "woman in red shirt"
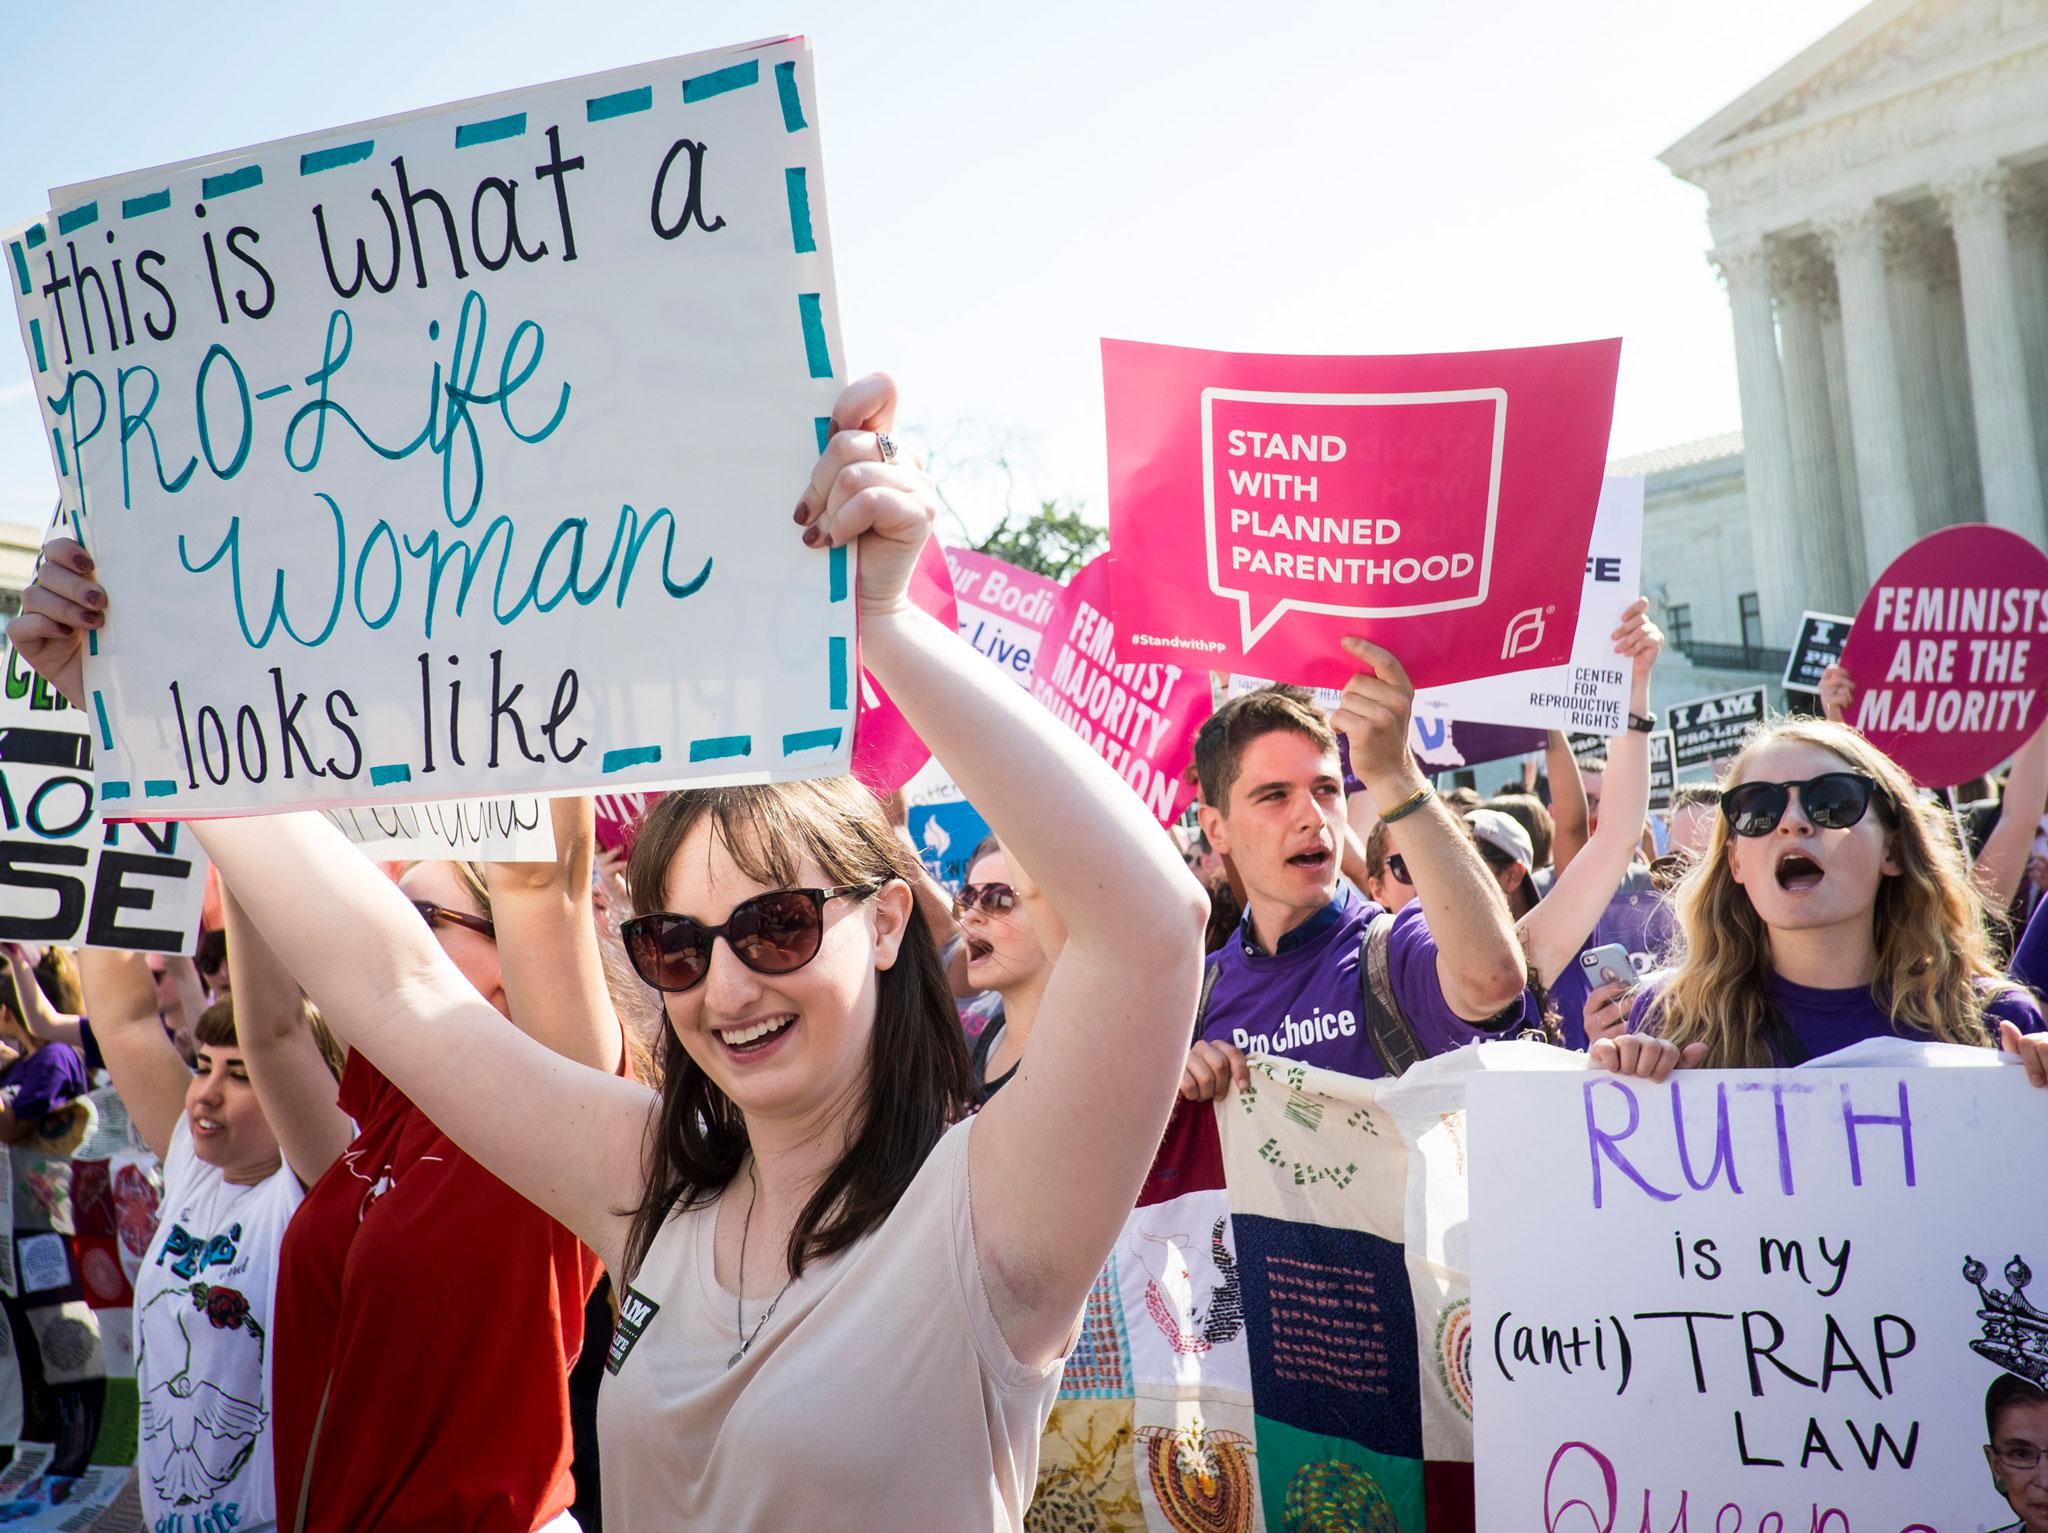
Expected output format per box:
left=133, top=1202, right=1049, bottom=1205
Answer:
left=266, top=815, right=625, bottom=1531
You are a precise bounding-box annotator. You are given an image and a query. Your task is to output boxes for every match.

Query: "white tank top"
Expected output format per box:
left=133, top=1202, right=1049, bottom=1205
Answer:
left=596, top=1117, right=1063, bottom=1530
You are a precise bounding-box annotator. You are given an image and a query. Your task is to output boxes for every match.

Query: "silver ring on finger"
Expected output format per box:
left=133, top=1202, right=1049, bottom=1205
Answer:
left=874, top=431, right=898, bottom=465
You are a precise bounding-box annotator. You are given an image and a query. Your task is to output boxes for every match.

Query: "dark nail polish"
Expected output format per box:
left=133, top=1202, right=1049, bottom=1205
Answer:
left=794, top=502, right=811, bottom=524
left=802, top=526, right=822, bottom=547
left=84, top=589, right=104, bottom=608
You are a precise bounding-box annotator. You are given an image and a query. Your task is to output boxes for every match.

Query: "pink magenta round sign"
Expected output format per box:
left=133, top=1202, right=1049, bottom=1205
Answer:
left=1838, top=524, right=2048, bottom=787
left=1027, top=556, right=1213, bottom=824
left=851, top=538, right=958, bottom=795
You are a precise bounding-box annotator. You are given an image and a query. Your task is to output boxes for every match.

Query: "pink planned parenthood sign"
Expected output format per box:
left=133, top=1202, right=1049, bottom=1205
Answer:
left=1028, top=556, right=1211, bottom=825
left=1839, top=524, right=2048, bottom=788
left=1102, top=338, right=1621, bottom=691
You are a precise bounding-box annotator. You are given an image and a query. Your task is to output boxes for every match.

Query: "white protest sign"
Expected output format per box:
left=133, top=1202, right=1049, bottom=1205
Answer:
left=1416, top=475, right=1644, bottom=734
left=322, top=796, right=555, bottom=860
left=7, top=38, right=853, bottom=817
left=0, top=638, right=207, bottom=952
left=1471, top=1061, right=2048, bottom=1530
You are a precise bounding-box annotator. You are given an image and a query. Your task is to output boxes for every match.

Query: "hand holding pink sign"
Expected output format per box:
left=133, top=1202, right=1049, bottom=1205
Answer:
left=1027, top=556, right=1212, bottom=824
left=1105, top=337, right=1620, bottom=692
left=1838, top=524, right=2048, bottom=787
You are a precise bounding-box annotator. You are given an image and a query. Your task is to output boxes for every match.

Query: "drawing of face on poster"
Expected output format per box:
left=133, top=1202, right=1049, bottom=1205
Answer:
left=1965, top=1255, right=2048, bottom=1533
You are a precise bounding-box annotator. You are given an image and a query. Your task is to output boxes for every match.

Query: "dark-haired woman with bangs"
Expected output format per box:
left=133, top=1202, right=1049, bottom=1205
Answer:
left=12, top=374, right=1207, bottom=1530
left=1592, top=717, right=2048, bottom=1088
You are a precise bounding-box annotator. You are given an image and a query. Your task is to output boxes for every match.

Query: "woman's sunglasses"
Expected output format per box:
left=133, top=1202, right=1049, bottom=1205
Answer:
left=953, top=882, right=1017, bottom=918
left=620, top=885, right=878, bottom=994
left=1385, top=854, right=1413, bottom=886
left=1721, top=772, right=1890, bottom=838
left=413, top=900, right=496, bottom=942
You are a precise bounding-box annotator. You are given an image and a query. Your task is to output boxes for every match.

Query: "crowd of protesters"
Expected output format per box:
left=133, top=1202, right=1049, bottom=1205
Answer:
left=2, top=373, right=2046, bottom=1531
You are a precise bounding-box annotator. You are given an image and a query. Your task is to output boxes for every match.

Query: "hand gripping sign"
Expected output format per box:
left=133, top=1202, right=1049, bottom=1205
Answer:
left=1103, top=337, right=1620, bottom=692
left=1839, top=524, right=2048, bottom=788
left=1028, top=556, right=1212, bottom=825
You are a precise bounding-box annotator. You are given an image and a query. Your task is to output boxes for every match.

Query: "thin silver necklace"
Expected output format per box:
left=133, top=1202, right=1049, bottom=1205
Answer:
left=728, top=1159, right=796, bottom=1370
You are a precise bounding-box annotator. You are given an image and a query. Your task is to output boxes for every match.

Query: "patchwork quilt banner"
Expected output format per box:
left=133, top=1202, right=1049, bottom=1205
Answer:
left=1029, top=1041, right=1580, bottom=1532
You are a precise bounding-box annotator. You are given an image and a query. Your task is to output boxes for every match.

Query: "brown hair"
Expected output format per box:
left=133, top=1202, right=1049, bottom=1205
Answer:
left=621, top=778, right=973, bottom=1283
left=34, top=948, right=83, bottom=1015
left=1193, top=686, right=1338, bottom=809
left=1483, top=793, right=1554, bottom=870
left=1646, top=719, right=2016, bottom=1065
left=193, top=995, right=346, bottom=1082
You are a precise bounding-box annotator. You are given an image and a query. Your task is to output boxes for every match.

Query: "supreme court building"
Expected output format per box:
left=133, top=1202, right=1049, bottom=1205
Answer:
left=1655, top=0, right=2048, bottom=657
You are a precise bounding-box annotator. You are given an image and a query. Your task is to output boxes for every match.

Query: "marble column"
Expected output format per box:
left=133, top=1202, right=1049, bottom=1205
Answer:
left=1880, top=210, right=1957, bottom=532
left=1819, top=308, right=1867, bottom=587
left=1819, top=206, right=1921, bottom=571
left=1936, top=164, right=2047, bottom=541
left=1927, top=253, right=1985, bottom=525
left=1709, top=239, right=1801, bottom=648
left=1771, top=242, right=1859, bottom=612
left=2006, top=181, right=2048, bottom=495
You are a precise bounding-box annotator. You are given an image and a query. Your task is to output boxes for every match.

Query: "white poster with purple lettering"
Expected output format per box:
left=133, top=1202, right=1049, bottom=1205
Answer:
left=6, top=38, right=853, bottom=816
left=1470, top=1051, right=2048, bottom=1533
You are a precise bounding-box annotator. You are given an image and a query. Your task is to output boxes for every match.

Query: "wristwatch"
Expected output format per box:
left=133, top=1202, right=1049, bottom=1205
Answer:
left=1628, top=712, right=1656, bottom=733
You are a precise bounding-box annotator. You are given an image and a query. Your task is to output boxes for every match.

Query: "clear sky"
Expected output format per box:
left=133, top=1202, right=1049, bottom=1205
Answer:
left=0, top=0, right=1870, bottom=540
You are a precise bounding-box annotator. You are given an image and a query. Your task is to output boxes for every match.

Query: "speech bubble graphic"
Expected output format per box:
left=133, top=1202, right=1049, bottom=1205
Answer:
left=1201, top=388, right=1505, bottom=655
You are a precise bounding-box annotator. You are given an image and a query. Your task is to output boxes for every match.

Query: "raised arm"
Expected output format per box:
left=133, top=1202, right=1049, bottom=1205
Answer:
left=72, top=949, right=190, bottom=1163
left=196, top=815, right=654, bottom=1265
left=807, top=375, right=1208, bottom=1367
left=1547, top=730, right=1590, bottom=874
left=1337, top=642, right=1526, bottom=1022
left=485, top=797, right=624, bottom=1076
left=220, top=888, right=355, bottom=1187
left=1971, top=703, right=2048, bottom=912
left=0, top=945, right=85, bottom=1048
left=1518, top=601, right=1661, bottom=986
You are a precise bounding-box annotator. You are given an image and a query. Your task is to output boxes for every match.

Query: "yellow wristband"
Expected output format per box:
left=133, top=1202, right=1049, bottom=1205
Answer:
left=1377, top=783, right=1435, bottom=826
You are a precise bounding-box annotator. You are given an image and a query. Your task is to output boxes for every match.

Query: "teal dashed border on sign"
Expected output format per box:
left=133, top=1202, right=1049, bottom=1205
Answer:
left=782, top=727, right=840, bottom=754
left=586, top=86, right=652, bottom=122
left=829, top=545, right=847, bottom=603
left=783, top=167, right=815, bottom=253
left=455, top=112, right=526, bottom=147
left=683, top=59, right=758, bottom=101
left=9, top=241, right=29, bottom=295
left=201, top=165, right=263, bottom=198
left=368, top=763, right=412, bottom=786
left=101, top=781, right=131, bottom=801
left=300, top=141, right=375, bottom=175
left=688, top=735, right=751, bottom=762
left=774, top=61, right=806, bottom=131
left=56, top=203, right=99, bottom=235
left=25, top=225, right=47, bottom=250
left=602, top=744, right=662, bottom=773
left=797, top=294, right=831, bottom=377
left=829, top=636, right=848, bottom=709
left=90, top=692, right=113, bottom=751
left=144, top=779, right=178, bottom=799
left=121, top=189, right=170, bottom=218
left=27, top=319, right=44, bottom=372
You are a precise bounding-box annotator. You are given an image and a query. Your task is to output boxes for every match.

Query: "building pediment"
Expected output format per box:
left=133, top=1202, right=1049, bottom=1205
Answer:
left=1663, top=0, right=2048, bottom=182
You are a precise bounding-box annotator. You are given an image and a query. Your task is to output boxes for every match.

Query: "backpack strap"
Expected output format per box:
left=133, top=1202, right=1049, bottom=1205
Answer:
left=1193, top=959, right=1222, bottom=1040
left=1356, top=912, right=1430, bottom=1079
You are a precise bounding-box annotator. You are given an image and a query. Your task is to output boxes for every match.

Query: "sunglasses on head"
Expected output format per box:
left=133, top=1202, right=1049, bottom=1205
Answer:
left=953, top=882, right=1017, bottom=919
left=620, top=884, right=879, bottom=994
left=1720, top=772, right=1890, bottom=838
left=413, top=900, right=496, bottom=942
left=1385, top=854, right=1412, bottom=886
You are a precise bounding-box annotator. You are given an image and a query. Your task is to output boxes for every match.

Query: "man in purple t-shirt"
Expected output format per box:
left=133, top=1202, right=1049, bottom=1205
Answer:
left=1180, top=640, right=1527, bottom=1097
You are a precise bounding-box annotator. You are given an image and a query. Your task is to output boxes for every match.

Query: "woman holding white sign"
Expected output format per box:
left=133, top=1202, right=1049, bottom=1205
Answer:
left=1590, top=718, right=2048, bottom=1083
left=12, top=373, right=1209, bottom=1529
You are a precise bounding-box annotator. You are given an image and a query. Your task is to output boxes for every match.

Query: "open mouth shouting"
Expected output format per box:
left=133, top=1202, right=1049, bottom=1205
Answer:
left=1774, top=850, right=1825, bottom=893
left=715, top=1013, right=798, bottom=1060
left=965, top=937, right=994, bottom=963
left=1285, top=842, right=1333, bottom=876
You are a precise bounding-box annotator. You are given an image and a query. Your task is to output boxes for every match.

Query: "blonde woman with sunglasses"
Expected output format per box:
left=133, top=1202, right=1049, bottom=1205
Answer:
left=1593, top=718, right=2048, bottom=1088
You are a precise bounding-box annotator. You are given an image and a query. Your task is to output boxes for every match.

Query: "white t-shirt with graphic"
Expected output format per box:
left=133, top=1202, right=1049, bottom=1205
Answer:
left=133, top=1115, right=302, bottom=1530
